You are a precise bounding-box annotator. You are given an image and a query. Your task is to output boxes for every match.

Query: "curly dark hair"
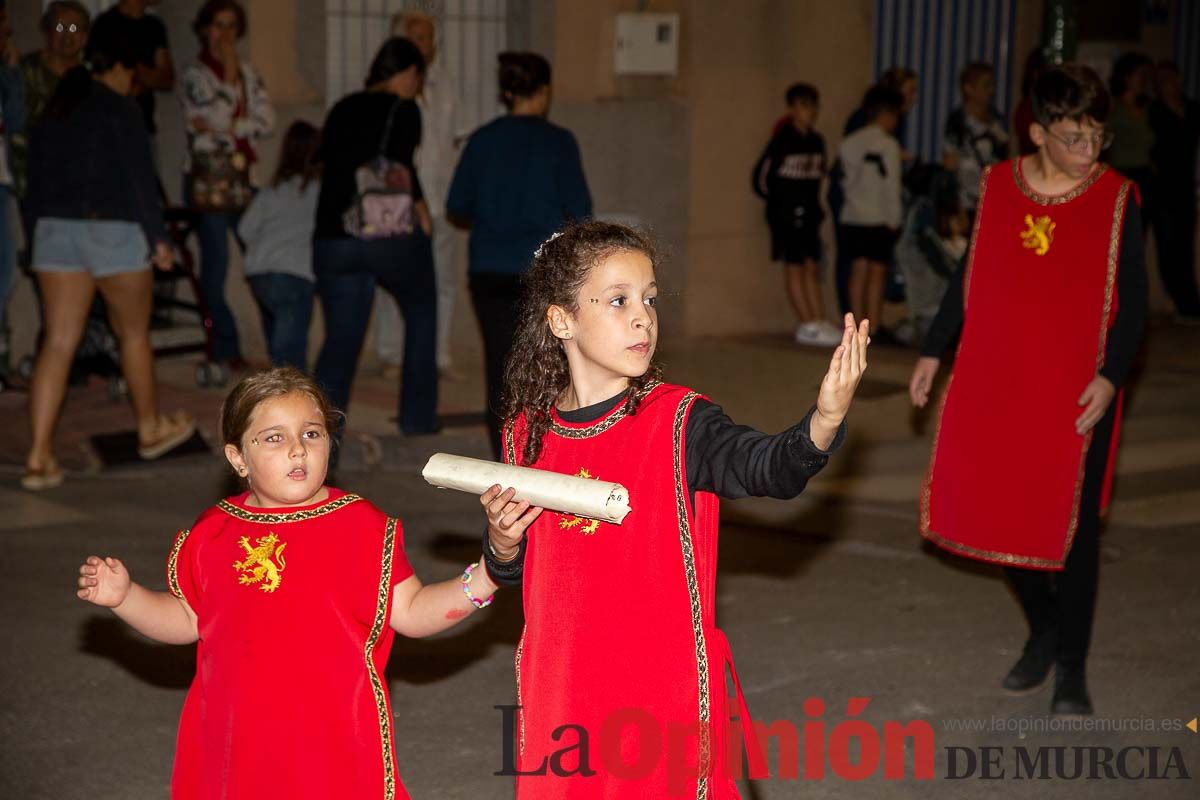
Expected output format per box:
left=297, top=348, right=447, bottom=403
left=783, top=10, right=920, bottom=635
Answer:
left=502, top=220, right=663, bottom=465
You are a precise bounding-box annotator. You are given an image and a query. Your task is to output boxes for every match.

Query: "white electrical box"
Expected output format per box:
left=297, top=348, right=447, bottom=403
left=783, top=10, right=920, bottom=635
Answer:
left=614, top=13, right=680, bottom=76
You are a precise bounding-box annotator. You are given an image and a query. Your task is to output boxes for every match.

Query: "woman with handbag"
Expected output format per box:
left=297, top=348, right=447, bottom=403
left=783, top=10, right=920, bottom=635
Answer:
left=21, top=22, right=195, bottom=489
left=312, top=37, right=437, bottom=436
left=180, top=0, right=274, bottom=373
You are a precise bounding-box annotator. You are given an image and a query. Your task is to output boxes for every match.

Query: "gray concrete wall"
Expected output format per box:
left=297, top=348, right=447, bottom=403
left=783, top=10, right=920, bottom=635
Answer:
left=552, top=98, right=690, bottom=338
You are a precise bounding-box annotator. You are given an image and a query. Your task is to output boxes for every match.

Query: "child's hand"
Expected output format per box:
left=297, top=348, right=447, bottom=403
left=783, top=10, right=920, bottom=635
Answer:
left=909, top=356, right=941, bottom=408
left=77, top=556, right=132, bottom=608
left=815, top=313, right=869, bottom=434
left=1076, top=375, right=1115, bottom=435
left=481, top=485, right=543, bottom=561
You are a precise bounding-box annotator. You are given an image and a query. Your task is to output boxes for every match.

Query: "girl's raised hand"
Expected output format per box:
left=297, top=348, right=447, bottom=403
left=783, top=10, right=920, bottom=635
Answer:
left=481, top=485, right=543, bottom=561
left=816, top=313, right=870, bottom=429
left=77, top=556, right=132, bottom=608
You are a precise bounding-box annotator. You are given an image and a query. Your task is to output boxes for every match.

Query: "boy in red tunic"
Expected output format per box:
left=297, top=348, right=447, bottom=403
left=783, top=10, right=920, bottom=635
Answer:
left=77, top=368, right=506, bottom=799
left=909, top=65, right=1147, bottom=716
left=480, top=222, right=870, bottom=798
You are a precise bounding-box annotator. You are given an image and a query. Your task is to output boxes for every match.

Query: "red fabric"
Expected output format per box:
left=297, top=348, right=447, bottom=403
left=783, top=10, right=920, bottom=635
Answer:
left=167, top=489, right=413, bottom=799
left=921, top=160, right=1133, bottom=570
left=507, top=384, right=765, bottom=799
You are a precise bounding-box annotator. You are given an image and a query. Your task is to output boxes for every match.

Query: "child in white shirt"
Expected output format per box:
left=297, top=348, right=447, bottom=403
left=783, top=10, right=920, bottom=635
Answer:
left=237, top=121, right=321, bottom=369
left=838, top=86, right=904, bottom=336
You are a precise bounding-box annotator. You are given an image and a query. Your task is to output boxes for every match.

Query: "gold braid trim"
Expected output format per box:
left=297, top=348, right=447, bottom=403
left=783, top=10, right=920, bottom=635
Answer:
left=515, top=627, right=526, bottom=757
left=1062, top=180, right=1130, bottom=560
left=365, top=518, right=398, bottom=799
left=1011, top=159, right=1109, bottom=205
left=671, top=391, right=710, bottom=799
left=216, top=493, right=362, bottom=524
left=547, top=381, right=663, bottom=438
left=504, top=423, right=517, bottom=465
left=167, top=529, right=191, bottom=600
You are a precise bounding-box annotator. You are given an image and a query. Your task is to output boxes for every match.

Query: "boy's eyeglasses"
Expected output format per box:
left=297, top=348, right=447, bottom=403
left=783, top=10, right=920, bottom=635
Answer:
left=1045, top=129, right=1114, bottom=153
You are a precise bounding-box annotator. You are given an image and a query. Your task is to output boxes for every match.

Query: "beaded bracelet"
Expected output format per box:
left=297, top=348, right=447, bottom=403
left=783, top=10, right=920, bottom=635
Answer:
left=461, top=561, right=495, bottom=609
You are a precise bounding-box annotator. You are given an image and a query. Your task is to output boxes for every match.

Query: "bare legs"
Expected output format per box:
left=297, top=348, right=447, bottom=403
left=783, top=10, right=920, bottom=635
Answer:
left=785, top=260, right=828, bottom=324
left=27, top=271, right=95, bottom=471
left=26, top=267, right=185, bottom=474
left=849, top=257, right=886, bottom=333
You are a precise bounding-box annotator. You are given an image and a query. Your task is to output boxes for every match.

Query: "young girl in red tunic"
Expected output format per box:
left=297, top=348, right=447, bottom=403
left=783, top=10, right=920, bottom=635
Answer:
left=76, top=367, right=503, bottom=800
left=480, top=222, right=870, bottom=798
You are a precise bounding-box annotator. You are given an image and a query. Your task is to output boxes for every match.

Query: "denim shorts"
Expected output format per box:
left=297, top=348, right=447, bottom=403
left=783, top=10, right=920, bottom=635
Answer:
left=32, top=217, right=150, bottom=276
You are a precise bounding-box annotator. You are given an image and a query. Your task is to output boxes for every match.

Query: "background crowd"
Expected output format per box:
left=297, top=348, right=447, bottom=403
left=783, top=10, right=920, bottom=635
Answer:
left=0, top=0, right=1197, bottom=488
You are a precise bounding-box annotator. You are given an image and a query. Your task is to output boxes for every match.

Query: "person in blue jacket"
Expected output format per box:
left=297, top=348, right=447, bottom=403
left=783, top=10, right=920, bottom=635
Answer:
left=447, top=51, right=591, bottom=459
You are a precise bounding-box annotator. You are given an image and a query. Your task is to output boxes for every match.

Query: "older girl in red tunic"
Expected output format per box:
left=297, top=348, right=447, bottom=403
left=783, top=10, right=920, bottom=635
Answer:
left=480, top=222, right=869, bottom=798
left=76, top=368, right=504, bottom=799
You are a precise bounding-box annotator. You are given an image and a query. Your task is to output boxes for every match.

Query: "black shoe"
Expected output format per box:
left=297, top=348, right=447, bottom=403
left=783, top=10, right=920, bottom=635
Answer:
left=1051, top=664, right=1093, bottom=716
left=1002, top=629, right=1057, bottom=692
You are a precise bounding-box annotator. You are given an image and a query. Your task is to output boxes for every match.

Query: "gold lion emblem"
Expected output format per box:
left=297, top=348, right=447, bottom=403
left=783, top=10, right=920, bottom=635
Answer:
left=1020, top=214, right=1055, bottom=256
left=232, top=532, right=288, bottom=593
left=559, top=468, right=602, bottom=535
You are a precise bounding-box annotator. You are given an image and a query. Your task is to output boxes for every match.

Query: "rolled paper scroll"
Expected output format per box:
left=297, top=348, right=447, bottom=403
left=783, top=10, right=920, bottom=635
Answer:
left=421, top=453, right=632, bottom=524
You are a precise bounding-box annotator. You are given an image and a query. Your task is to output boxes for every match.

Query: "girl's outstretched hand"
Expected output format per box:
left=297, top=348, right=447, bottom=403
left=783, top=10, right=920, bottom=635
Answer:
left=77, top=556, right=132, bottom=608
left=814, top=313, right=870, bottom=439
left=481, top=485, right=543, bottom=562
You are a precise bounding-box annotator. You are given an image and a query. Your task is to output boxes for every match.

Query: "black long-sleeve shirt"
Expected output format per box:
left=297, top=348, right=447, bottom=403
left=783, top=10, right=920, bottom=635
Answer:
left=921, top=202, right=1147, bottom=388
left=483, top=394, right=847, bottom=585
left=752, top=125, right=827, bottom=226
left=556, top=394, right=847, bottom=500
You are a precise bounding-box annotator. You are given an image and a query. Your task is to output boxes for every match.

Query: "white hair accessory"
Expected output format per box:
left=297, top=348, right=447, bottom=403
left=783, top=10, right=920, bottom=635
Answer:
left=534, top=231, right=564, bottom=260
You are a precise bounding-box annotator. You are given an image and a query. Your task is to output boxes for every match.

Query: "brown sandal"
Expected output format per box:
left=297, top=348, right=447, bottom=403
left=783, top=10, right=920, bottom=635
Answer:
left=138, top=411, right=197, bottom=460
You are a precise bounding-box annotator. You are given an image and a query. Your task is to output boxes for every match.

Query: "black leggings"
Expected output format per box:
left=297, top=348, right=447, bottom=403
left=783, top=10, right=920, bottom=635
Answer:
left=1003, top=403, right=1117, bottom=668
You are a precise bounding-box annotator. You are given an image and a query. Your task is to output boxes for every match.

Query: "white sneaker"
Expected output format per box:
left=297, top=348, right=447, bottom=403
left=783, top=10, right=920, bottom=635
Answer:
left=813, top=320, right=845, bottom=346
left=794, top=322, right=823, bottom=346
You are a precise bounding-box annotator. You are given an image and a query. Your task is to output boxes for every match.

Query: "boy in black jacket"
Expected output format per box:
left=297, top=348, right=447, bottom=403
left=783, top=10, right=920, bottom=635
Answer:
left=753, top=83, right=841, bottom=346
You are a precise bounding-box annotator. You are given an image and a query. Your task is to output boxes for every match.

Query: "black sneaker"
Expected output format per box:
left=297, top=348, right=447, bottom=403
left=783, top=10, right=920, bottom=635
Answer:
left=1002, top=629, right=1057, bottom=692
left=1051, top=664, right=1093, bottom=716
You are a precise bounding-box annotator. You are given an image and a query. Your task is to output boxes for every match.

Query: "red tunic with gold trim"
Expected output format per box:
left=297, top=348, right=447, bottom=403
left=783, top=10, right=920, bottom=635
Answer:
left=166, top=489, right=414, bottom=800
left=506, top=383, right=765, bottom=800
left=921, top=160, right=1134, bottom=570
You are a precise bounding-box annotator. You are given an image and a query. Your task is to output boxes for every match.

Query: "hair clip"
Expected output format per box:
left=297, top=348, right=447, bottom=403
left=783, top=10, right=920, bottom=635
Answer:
left=533, top=231, right=563, bottom=260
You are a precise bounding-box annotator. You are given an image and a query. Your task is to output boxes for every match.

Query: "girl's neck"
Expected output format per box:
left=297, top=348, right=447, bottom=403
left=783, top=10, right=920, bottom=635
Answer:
left=244, top=485, right=330, bottom=509
left=557, top=374, right=631, bottom=412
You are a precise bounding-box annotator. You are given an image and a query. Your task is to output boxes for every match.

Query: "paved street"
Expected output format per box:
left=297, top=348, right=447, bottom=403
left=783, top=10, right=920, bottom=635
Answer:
left=2, top=324, right=1197, bottom=798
